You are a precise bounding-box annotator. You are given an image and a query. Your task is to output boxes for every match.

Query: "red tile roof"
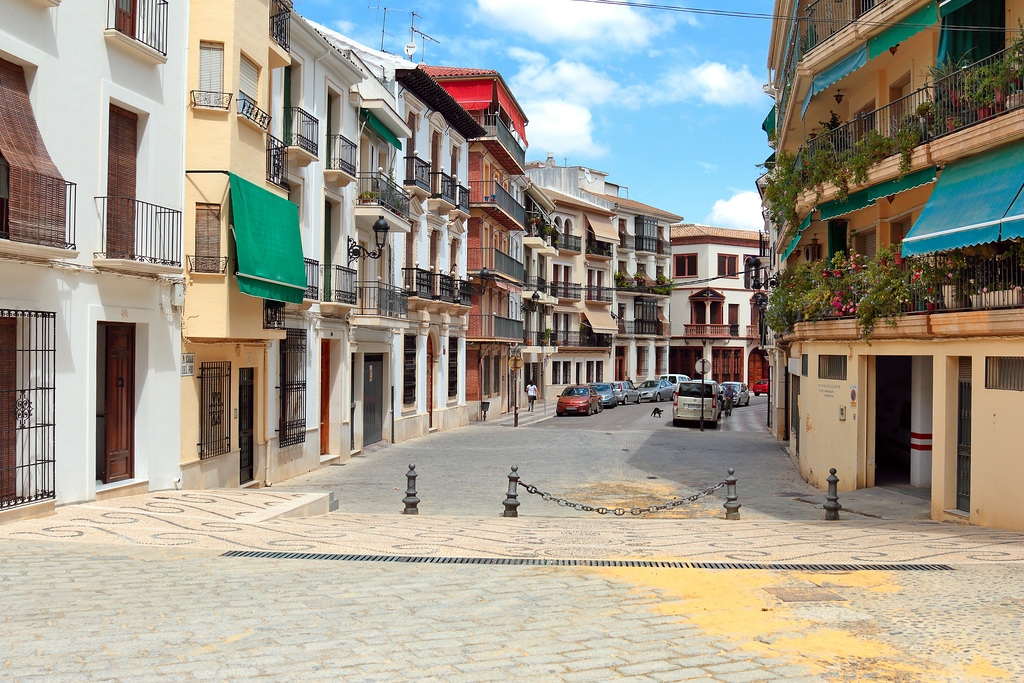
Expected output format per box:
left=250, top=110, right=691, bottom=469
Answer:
left=587, top=192, right=682, bottom=222
left=670, top=224, right=762, bottom=242
left=420, top=65, right=499, bottom=78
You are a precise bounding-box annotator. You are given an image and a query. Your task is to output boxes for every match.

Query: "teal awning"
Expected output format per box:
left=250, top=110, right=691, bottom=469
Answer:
left=802, top=46, right=868, bottom=118
left=939, top=0, right=975, bottom=17
left=820, top=189, right=871, bottom=221
left=815, top=167, right=938, bottom=222
left=780, top=212, right=813, bottom=261
left=229, top=173, right=306, bottom=304
left=867, top=1, right=937, bottom=59
left=360, top=109, right=402, bottom=150
left=762, top=106, right=776, bottom=137
left=902, top=142, right=1024, bottom=256
left=937, top=0, right=1004, bottom=65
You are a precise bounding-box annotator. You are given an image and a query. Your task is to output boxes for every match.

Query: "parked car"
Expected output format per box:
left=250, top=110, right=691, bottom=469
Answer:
left=556, top=385, right=602, bottom=416
left=637, top=378, right=675, bottom=402
left=752, top=378, right=770, bottom=396
left=720, top=381, right=751, bottom=407
left=673, top=380, right=720, bottom=426
left=589, top=382, right=617, bottom=409
left=659, top=373, right=691, bottom=386
left=610, top=380, right=640, bottom=404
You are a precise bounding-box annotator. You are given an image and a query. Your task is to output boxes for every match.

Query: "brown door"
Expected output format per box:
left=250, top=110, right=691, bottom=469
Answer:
left=615, top=347, right=625, bottom=381
left=0, top=318, right=15, bottom=501
left=115, top=0, right=137, bottom=36
left=106, top=105, right=137, bottom=258
left=320, top=340, right=330, bottom=455
left=103, top=324, right=135, bottom=483
left=426, top=337, right=434, bottom=429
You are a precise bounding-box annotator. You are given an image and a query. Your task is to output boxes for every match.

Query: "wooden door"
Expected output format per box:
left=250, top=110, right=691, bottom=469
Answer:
left=106, top=105, right=137, bottom=258
left=0, top=318, right=15, bottom=501
left=363, top=355, right=384, bottom=446
left=103, top=324, right=135, bottom=483
left=115, top=0, right=137, bottom=36
left=320, top=341, right=330, bottom=454
left=238, top=368, right=254, bottom=485
left=426, top=338, right=434, bottom=429
left=614, top=348, right=625, bottom=382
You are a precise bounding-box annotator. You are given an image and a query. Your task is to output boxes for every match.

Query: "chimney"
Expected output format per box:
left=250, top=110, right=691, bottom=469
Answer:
left=546, top=152, right=555, bottom=167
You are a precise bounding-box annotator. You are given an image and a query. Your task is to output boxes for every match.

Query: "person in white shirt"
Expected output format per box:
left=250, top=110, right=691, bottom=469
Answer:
left=526, top=380, right=538, bottom=411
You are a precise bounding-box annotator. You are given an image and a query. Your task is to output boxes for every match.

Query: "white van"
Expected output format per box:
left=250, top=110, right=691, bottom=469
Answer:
left=672, top=380, right=720, bottom=427
left=659, top=373, right=691, bottom=386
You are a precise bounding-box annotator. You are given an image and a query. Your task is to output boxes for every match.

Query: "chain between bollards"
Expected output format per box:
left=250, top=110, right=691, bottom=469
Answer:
left=503, top=465, right=520, bottom=517
left=723, top=467, right=741, bottom=520
left=402, top=463, right=419, bottom=515
left=824, top=467, right=842, bottom=520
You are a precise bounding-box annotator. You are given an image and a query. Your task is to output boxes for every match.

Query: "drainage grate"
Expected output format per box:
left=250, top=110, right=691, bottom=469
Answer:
left=219, top=550, right=954, bottom=571
left=765, top=587, right=847, bottom=602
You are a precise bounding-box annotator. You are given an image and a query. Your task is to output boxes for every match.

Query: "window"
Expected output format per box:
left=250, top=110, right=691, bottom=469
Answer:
left=818, top=354, right=847, bottom=381
left=239, top=54, right=259, bottom=99
left=278, top=328, right=306, bottom=447
left=675, top=254, right=697, bottom=277
left=199, top=42, right=224, bottom=94
left=596, top=360, right=604, bottom=382
left=0, top=154, right=7, bottom=236
left=106, top=105, right=138, bottom=258
left=198, top=361, right=230, bottom=458
left=448, top=337, right=458, bottom=397
left=403, top=335, right=416, bottom=404
left=493, top=356, right=500, bottom=395
left=193, top=204, right=222, bottom=272
left=985, top=357, right=1024, bottom=391
left=482, top=355, right=491, bottom=395
left=717, top=254, right=738, bottom=278
left=586, top=361, right=594, bottom=383
left=576, top=362, right=582, bottom=385
left=801, top=354, right=808, bottom=377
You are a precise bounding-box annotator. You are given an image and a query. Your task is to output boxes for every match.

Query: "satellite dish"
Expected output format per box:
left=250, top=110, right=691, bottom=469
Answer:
left=404, top=42, right=417, bottom=58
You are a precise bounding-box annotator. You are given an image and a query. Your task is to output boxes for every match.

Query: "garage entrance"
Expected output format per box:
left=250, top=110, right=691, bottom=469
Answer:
left=874, top=356, right=912, bottom=485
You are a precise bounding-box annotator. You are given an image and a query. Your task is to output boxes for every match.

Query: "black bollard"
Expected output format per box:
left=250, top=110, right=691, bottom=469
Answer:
left=503, top=465, right=520, bottom=518
left=723, top=467, right=741, bottom=520
left=824, top=467, right=842, bottom=521
left=402, top=463, right=420, bottom=515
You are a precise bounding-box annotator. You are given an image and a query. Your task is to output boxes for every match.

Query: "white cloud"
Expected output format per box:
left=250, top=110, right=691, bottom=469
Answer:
left=696, top=161, right=719, bottom=174
left=660, top=62, right=765, bottom=106
left=332, top=19, right=355, bottom=35
left=476, top=0, right=670, bottom=48
left=705, top=191, right=764, bottom=231
left=508, top=51, right=620, bottom=106
left=522, top=100, right=608, bottom=158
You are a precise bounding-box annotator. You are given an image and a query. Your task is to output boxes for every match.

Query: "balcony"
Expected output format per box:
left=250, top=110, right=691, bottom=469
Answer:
left=325, top=134, right=357, bottom=186
left=584, top=285, right=614, bottom=303
left=104, top=0, right=168, bottom=63
left=266, top=135, right=288, bottom=190
left=0, top=169, right=77, bottom=260
left=94, top=196, right=182, bottom=274
left=802, top=0, right=891, bottom=56
left=559, top=234, right=582, bottom=253
left=471, top=113, right=526, bottom=173
left=322, top=264, right=357, bottom=306
left=269, top=0, right=290, bottom=53
left=237, top=91, right=270, bottom=132
left=585, top=237, right=613, bottom=258
left=284, top=107, right=318, bottom=164
left=191, top=91, right=232, bottom=111
left=684, top=324, right=740, bottom=338
left=549, top=281, right=581, bottom=300
left=618, top=233, right=633, bottom=252
left=454, top=279, right=473, bottom=306
left=355, top=281, right=408, bottom=319
left=402, top=267, right=434, bottom=299
left=304, top=258, right=319, bottom=300
left=454, top=184, right=471, bottom=219
left=524, top=275, right=547, bottom=292
left=617, top=319, right=665, bottom=336
left=656, top=239, right=671, bottom=256
left=633, top=234, right=658, bottom=253
left=187, top=255, right=227, bottom=274
left=549, top=330, right=612, bottom=348
left=428, top=171, right=456, bottom=213
left=264, top=300, right=286, bottom=330
left=469, top=180, right=525, bottom=230
left=522, top=329, right=551, bottom=347
left=467, top=246, right=524, bottom=282
left=404, top=156, right=431, bottom=198
left=468, top=314, right=524, bottom=342
left=355, top=172, right=411, bottom=231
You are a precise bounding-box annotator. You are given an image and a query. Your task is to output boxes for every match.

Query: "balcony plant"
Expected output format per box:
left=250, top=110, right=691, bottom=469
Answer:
left=358, top=189, right=379, bottom=203
left=614, top=270, right=632, bottom=288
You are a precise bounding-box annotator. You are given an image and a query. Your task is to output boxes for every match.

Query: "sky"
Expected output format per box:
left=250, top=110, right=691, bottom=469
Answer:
left=296, top=0, right=776, bottom=230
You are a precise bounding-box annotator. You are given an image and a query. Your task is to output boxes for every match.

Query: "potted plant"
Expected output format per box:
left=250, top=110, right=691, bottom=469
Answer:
left=614, top=271, right=632, bottom=288
left=542, top=327, right=553, bottom=344
left=358, top=189, right=378, bottom=203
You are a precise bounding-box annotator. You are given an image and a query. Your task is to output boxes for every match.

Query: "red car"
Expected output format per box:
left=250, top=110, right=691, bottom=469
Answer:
left=752, top=379, right=770, bottom=396
left=556, top=385, right=601, bottom=416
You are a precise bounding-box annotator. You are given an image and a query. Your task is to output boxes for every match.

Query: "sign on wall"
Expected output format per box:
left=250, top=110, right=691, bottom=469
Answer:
left=181, top=353, right=195, bottom=377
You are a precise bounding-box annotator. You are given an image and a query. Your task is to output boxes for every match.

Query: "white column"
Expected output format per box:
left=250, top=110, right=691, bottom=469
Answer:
left=458, top=333, right=467, bottom=404
left=416, top=328, right=428, bottom=413
left=910, top=356, right=933, bottom=487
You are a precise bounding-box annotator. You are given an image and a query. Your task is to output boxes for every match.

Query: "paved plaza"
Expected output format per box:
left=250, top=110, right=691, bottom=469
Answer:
left=2, top=398, right=1023, bottom=682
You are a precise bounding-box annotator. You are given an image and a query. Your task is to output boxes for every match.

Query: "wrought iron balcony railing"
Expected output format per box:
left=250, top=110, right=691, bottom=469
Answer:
left=549, top=330, right=612, bottom=348
left=107, top=0, right=168, bottom=56
left=404, top=156, right=430, bottom=192
left=584, top=285, right=614, bottom=302
left=187, top=255, right=228, bottom=273
left=356, top=172, right=410, bottom=219
left=468, top=314, right=524, bottom=341
left=270, top=0, right=290, bottom=52
left=466, top=246, right=525, bottom=282
left=264, top=300, right=285, bottom=329
left=456, top=184, right=470, bottom=213
left=356, top=281, right=408, bottom=318
left=525, top=275, right=547, bottom=292
left=402, top=267, right=434, bottom=299
left=430, top=171, right=456, bottom=205
left=95, top=196, right=182, bottom=267
left=266, top=135, right=288, bottom=189
left=304, top=258, right=319, bottom=299
left=802, top=0, right=890, bottom=55
left=323, top=264, right=357, bottom=305
left=0, top=170, right=76, bottom=250
left=469, top=180, right=526, bottom=228
left=191, top=91, right=232, bottom=110
left=618, top=233, right=633, bottom=251
left=238, top=91, right=270, bottom=131
left=472, top=113, right=526, bottom=170
left=454, top=279, right=473, bottom=305
left=550, top=281, right=581, bottom=300
left=436, top=272, right=457, bottom=303
left=657, top=239, right=671, bottom=255
left=326, top=134, right=357, bottom=176
left=586, top=238, right=613, bottom=257
left=284, top=107, right=318, bottom=157
left=559, top=234, right=582, bottom=253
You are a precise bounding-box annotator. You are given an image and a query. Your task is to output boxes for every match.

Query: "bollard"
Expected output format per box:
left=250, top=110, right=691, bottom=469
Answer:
left=402, top=463, right=420, bottom=515
left=824, top=467, right=842, bottom=521
left=723, top=467, right=741, bottom=520
left=503, top=465, right=520, bottom=518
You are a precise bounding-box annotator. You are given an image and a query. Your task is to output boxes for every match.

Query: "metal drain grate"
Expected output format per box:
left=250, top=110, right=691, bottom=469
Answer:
left=219, top=550, right=954, bottom=571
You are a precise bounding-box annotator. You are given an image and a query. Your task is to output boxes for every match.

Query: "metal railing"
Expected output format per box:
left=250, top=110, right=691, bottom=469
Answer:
left=323, top=264, right=357, bottom=305
left=95, top=196, right=181, bottom=266
left=684, top=323, right=740, bottom=337
left=191, top=91, right=232, bottom=110
left=356, top=281, right=408, bottom=318
left=747, top=325, right=759, bottom=339
left=266, top=135, right=288, bottom=189
left=584, top=285, right=614, bottom=302
left=467, top=314, right=524, bottom=341
left=270, top=0, right=290, bottom=52
left=466, top=246, right=525, bottom=281
left=0, top=170, right=76, bottom=250
left=238, top=91, right=270, bottom=131
left=304, top=258, right=319, bottom=299
left=454, top=279, right=473, bottom=305
left=802, top=0, right=889, bottom=55
left=472, top=113, right=526, bottom=169
left=430, top=171, right=456, bottom=205
left=457, top=184, right=471, bottom=213
left=586, top=238, right=613, bottom=257
left=559, top=234, right=582, bottom=253
left=618, top=319, right=665, bottom=336
left=525, top=275, right=547, bottom=292
left=356, top=172, right=410, bottom=219
left=618, top=233, right=633, bottom=251
left=106, top=0, right=168, bottom=56
left=284, top=107, right=318, bottom=157
left=264, top=300, right=285, bottom=329
left=402, top=267, right=434, bottom=299
left=550, top=281, right=582, bottom=300
left=657, top=239, right=671, bottom=255
left=634, top=234, right=658, bottom=253
left=187, top=255, right=228, bottom=273
left=549, top=330, right=612, bottom=348
left=436, top=272, right=456, bottom=302
left=326, top=135, right=357, bottom=176
left=404, top=156, right=430, bottom=192
left=469, top=180, right=526, bottom=227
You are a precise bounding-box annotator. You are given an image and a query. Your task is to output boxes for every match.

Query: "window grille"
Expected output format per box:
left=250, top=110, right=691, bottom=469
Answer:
left=403, top=335, right=416, bottom=405
left=985, top=357, right=1024, bottom=391
left=447, top=338, right=458, bottom=398
left=0, top=309, right=56, bottom=510
left=818, top=355, right=847, bottom=381
left=198, top=361, right=230, bottom=458
left=278, top=328, right=306, bottom=447
left=482, top=355, right=491, bottom=395
left=492, top=356, right=500, bottom=394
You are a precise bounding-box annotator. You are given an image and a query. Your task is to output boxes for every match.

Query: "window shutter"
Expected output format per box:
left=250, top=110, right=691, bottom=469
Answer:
left=106, top=105, right=137, bottom=256
left=239, top=55, right=258, bottom=99
left=195, top=203, right=221, bottom=262
left=199, top=43, right=224, bottom=93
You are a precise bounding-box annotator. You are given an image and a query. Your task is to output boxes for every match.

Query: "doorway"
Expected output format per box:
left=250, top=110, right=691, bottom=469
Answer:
left=363, top=354, right=384, bottom=446
left=320, top=341, right=330, bottom=455
left=615, top=346, right=625, bottom=381
left=238, top=367, right=254, bottom=485
left=426, top=337, right=434, bottom=429
left=98, top=323, right=135, bottom=484
left=874, top=356, right=912, bottom=485
left=0, top=318, right=14, bottom=501
left=956, top=357, right=972, bottom=512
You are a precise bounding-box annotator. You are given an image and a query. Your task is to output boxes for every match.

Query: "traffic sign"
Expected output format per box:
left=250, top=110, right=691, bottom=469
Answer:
left=695, top=358, right=711, bottom=375
left=509, top=356, right=524, bottom=370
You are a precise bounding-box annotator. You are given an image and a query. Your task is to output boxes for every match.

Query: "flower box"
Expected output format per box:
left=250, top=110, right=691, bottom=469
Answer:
left=969, top=289, right=1024, bottom=309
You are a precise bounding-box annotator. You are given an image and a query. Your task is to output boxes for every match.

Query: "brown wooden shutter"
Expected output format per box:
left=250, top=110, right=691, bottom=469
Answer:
left=106, top=105, right=137, bottom=257
left=194, top=203, right=221, bottom=270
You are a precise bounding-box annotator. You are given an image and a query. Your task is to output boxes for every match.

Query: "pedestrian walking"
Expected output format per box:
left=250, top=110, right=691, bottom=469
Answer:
left=723, top=383, right=736, bottom=417
left=526, top=380, right=538, bottom=411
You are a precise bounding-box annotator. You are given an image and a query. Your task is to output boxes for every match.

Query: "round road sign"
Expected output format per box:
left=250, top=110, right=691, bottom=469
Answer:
left=695, top=358, right=711, bottom=375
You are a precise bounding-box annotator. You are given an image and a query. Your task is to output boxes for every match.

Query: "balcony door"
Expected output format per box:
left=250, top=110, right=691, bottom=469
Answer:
left=100, top=323, right=135, bottom=484
left=106, top=105, right=137, bottom=258
left=115, top=0, right=137, bottom=38
left=426, top=337, right=434, bottom=429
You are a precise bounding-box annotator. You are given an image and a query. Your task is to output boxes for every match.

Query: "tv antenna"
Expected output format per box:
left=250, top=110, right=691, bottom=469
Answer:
left=368, top=2, right=405, bottom=52
left=405, top=12, right=439, bottom=62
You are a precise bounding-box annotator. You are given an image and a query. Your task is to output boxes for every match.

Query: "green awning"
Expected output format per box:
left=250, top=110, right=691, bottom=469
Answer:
left=229, top=173, right=306, bottom=304
left=802, top=46, right=868, bottom=118
left=820, top=189, right=871, bottom=221
left=360, top=109, right=402, bottom=150
left=937, top=0, right=1004, bottom=65
left=780, top=212, right=813, bottom=261
left=867, top=1, right=937, bottom=59
left=866, top=166, right=937, bottom=202
left=762, top=106, right=776, bottom=137
left=939, top=0, right=975, bottom=17
left=902, top=142, right=1024, bottom=256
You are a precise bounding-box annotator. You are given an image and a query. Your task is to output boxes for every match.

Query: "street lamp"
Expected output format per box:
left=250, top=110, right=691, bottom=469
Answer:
left=347, top=215, right=391, bottom=264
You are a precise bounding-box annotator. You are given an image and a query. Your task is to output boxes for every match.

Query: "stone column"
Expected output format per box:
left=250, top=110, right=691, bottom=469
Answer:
left=910, top=356, right=933, bottom=487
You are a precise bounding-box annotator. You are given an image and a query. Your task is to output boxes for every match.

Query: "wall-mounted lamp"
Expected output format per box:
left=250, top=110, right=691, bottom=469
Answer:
left=347, top=216, right=391, bottom=264
left=834, top=91, right=844, bottom=104
left=889, top=44, right=899, bottom=56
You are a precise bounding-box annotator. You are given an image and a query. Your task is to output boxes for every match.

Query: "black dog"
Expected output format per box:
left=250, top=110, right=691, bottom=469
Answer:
left=650, top=407, right=664, bottom=418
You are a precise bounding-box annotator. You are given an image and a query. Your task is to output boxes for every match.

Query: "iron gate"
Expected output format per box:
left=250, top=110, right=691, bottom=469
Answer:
left=790, top=374, right=800, bottom=456
left=956, top=358, right=972, bottom=512
left=239, top=367, right=254, bottom=485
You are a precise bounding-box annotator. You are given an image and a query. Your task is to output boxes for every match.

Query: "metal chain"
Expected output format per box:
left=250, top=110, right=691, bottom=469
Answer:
left=519, top=481, right=727, bottom=516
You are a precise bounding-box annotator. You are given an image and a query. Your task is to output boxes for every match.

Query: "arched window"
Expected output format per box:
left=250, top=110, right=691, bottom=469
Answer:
left=564, top=218, right=573, bottom=236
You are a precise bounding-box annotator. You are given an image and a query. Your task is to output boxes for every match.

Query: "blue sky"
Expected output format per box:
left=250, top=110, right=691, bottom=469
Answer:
left=296, top=0, right=775, bottom=229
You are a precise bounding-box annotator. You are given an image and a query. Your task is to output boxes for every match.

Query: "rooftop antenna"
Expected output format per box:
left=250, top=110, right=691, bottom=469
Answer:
left=407, top=12, right=439, bottom=63
left=368, top=2, right=402, bottom=53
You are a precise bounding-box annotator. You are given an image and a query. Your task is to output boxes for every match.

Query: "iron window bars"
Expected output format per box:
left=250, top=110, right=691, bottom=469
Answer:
left=278, top=328, right=306, bottom=448
left=198, top=361, right=231, bottom=458
left=107, top=0, right=169, bottom=56
left=263, top=300, right=285, bottom=330
left=191, top=91, right=232, bottom=110
left=95, top=196, right=182, bottom=267
left=0, top=163, right=77, bottom=251
left=403, top=334, right=416, bottom=405
left=266, top=135, right=289, bottom=190
left=448, top=337, right=458, bottom=397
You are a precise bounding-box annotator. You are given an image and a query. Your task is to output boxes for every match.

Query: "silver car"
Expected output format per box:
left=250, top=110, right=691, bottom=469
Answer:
left=637, top=378, right=675, bottom=402
left=610, top=380, right=640, bottom=404
left=720, top=381, right=751, bottom=407
left=589, top=382, right=617, bottom=408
